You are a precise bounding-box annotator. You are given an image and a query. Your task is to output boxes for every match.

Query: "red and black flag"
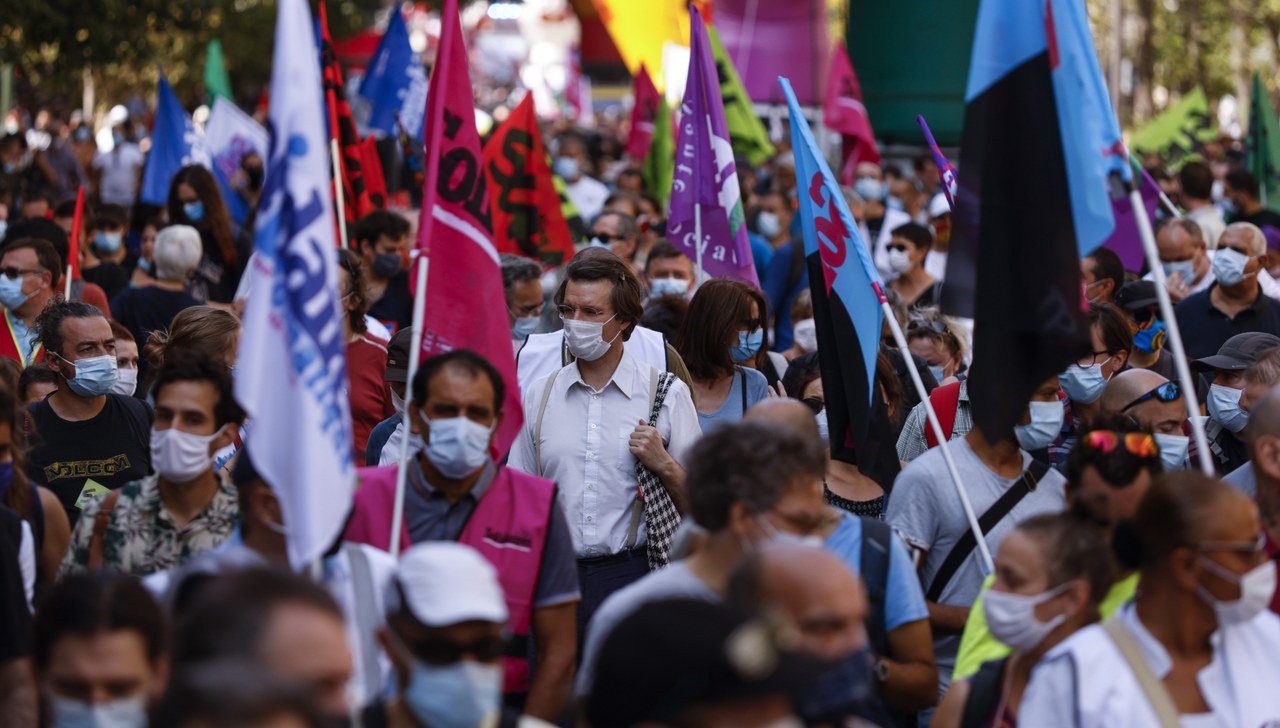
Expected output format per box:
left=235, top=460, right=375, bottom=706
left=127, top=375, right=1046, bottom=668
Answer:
left=319, top=0, right=377, bottom=240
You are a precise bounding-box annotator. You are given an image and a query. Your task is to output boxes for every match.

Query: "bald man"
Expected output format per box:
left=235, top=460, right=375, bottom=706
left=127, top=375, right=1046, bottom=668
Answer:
left=730, top=544, right=878, bottom=726
left=745, top=397, right=821, bottom=437
left=1099, top=369, right=1189, bottom=470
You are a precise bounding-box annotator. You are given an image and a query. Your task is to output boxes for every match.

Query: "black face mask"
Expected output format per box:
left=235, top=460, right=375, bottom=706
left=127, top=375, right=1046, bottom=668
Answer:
left=795, top=647, right=875, bottom=724
left=246, top=166, right=264, bottom=191
left=371, top=253, right=402, bottom=278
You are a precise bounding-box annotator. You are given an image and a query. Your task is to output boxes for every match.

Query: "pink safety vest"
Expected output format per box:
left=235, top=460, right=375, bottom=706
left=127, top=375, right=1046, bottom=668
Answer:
left=345, top=464, right=556, bottom=694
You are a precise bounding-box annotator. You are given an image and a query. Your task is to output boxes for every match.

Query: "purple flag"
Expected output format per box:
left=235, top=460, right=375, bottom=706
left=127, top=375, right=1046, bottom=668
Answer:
left=667, top=5, right=758, bottom=285
left=917, top=115, right=957, bottom=210
left=1103, top=160, right=1161, bottom=272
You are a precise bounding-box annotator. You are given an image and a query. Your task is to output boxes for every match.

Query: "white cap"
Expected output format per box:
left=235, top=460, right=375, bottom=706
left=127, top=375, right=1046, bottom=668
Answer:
left=388, top=543, right=508, bottom=627
left=928, top=193, right=951, bottom=219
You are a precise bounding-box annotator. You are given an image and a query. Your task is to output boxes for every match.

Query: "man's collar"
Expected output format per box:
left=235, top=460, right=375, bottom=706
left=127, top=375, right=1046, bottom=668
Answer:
left=410, top=457, right=498, bottom=500
left=570, top=347, right=639, bottom=399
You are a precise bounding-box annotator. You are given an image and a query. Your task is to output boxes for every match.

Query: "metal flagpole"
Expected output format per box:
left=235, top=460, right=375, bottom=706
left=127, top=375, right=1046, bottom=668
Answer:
left=331, top=138, right=348, bottom=248
left=876, top=284, right=993, bottom=574
left=694, top=204, right=704, bottom=284
left=1129, top=188, right=1214, bottom=474
left=389, top=252, right=429, bottom=557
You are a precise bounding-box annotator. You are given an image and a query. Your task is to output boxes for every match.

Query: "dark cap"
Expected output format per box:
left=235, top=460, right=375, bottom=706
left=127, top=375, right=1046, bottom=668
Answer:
left=1191, top=332, right=1280, bottom=372
left=585, top=599, right=825, bottom=728
left=384, top=328, right=414, bottom=383
left=1114, top=280, right=1159, bottom=311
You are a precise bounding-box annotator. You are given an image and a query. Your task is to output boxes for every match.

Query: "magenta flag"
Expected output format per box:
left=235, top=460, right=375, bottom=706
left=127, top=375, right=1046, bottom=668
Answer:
left=626, top=66, right=661, bottom=161
left=413, top=0, right=523, bottom=457
left=824, top=41, right=880, bottom=179
left=666, top=5, right=757, bottom=285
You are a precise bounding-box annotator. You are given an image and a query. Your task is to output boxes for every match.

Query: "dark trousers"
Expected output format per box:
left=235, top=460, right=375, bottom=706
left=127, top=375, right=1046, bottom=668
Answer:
left=574, top=547, right=650, bottom=659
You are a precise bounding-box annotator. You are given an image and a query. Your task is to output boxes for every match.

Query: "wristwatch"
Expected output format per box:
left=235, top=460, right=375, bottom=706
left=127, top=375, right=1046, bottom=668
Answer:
left=873, top=656, right=890, bottom=683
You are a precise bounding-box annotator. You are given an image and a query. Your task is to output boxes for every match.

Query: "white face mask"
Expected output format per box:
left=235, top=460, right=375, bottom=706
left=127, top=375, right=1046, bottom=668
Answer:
left=1154, top=432, right=1189, bottom=471
left=390, top=388, right=406, bottom=413
left=757, top=211, right=783, bottom=239
left=110, top=368, right=138, bottom=397
left=424, top=415, right=493, bottom=480
left=887, top=247, right=914, bottom=274
left=649, top=277, right=691, bottom=298
left=1196, top=557, right=1277, bottom=626
left=1014, top=400, right=1065, bottom=451
left=983, top=582, right=1072, bottom=652
left=150, top=425, right=222, bottom=483
left=757, top=515, right=824, bottom=549
left=793, top=318, right=818, bottom=353
left=48, top=692, right=148, bottom=728
left=563, top=314, right=620, bottom=362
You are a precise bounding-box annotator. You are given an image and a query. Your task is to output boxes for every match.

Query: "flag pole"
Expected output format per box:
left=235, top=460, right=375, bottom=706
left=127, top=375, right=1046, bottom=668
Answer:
left=876, top=283, right=993, bottom=574
left=331, top=138, right=349, bottom=248
left=389, top=252, right=429, bottom=557
left=694, top=205, right=704, bottom=284
left=1129, top=188, right=1214, bottom=474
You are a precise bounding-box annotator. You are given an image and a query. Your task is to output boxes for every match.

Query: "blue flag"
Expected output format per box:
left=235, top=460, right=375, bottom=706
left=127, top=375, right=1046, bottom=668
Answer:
left=236, top=0, right=355, bottom=570
left=782, top=77, right=890, bottom=473
left=139, top=74, right=199, bottom=205
left=359, top=9, right=428, bottom=138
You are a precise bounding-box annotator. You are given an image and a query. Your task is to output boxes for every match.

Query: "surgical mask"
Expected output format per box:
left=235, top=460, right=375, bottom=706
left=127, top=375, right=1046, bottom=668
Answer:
left=424, top=416, right=493, bottom=479
left=793, top=318, right=818, bottom=353
left=183, top=201, right=205, bottom=223
left=1196, top=558, right=1277, bottom=626
left=403, top=658, right=502, bottom=728
left=649, top=277, right=690, bottom=298
left=552, top=156, right=580, bottom=181
left=1154, top=433, right=1189, bottom=471
left=1161, top=259, right=1196, bottom=284
left=0, top=272, right=28, bottom=310
left=984, top=582, right=1072, bottom=652
left=886, top=195, right=905, bottom=212
left=371, top=253, right=402, bottom=278
left=795, top=647, right=874, bottom=724
left=815, top=408, right=829, bottom=444
left=928, top=364, right=947, bottom=384
left=1059, top=360, right=1110, bottom=404
left=1133, top=320, right=1166, bottom=354
left=48, top=692, right=148, bottom=728
left=390, top=388, right=406, bottom=413
left=0, top=220, right=8, bottom=241
left=60, top=354, right=119, bottom=398
left=1208, top=383, right=1249, bottom=433
left=563, top=314, right=619, bottom=362
left=137, top=257, right=152, bottom=273
left=587, top=236, right=611, bottom=249
left=1014, top=400, right=1065, bottom=451
left=94, top=231, right=123, bottom=253
left=887, top=247, right=913, bottom=274
left=511, top=314, right=539, bottom=340
left=111, top=368, right=138, bottom=397
left=732, top=328, right=764, bottom=362
left=757, top=211, right=782, bottom=239
left=854, top=177, right=883, bottom=202
left=757, top=515, right=823, bottom=548
left=151, top=425, right=222, bottom=483
left=1212, top=247, right=1252, bottom=286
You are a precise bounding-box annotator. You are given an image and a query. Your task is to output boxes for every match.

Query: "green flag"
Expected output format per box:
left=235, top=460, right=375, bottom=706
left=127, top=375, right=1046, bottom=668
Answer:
left=643, top=95, right=675, bottom=210
left=1128, top=87, right=1216, bottom=167
left=1248, top=72, right=1280, bottom=211
left=204, top=40, right=233, bottom=104
left=706, top=26, right=775, bottom=166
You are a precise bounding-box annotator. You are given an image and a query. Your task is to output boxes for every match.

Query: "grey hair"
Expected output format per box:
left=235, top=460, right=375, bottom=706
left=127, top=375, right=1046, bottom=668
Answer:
left=499, top=253, right=542, bottom=294
left=1246, top=347, right=1280, bottom=388
left=1226, top=222, right=1267, bottom=257
left=154, top=225, right=203, bottom=281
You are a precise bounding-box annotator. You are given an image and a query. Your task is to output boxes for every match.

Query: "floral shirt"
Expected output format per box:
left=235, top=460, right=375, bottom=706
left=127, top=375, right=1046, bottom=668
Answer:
left=59, top=474, right=239, bottom=578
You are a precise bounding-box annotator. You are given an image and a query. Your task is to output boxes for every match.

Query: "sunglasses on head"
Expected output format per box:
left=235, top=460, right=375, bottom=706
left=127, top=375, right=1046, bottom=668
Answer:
left=1120, top=381, right=1180, bottom=412
left=1131, top=308, right=1157, bottom=325
left=1080, top=430, right=1159, bottom=459
left=907, top=318, right=948, bottom=335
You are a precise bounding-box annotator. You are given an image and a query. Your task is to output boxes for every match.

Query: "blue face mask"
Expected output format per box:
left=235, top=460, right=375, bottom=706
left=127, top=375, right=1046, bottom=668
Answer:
left=403, top=658, right=502, bottom=728
left=1208, top=383, right=1249, bottom=433
left=1154, top=433, right=1189, bottom=471
left=1015, top=400, right=1065, bottom=451
left=854, top=177, right=884, bottom=202
left=94, top=231, right=123, bottom=253
left=0, top=273, right=28, bottom=311
left=1212, top=247, right=1252, bottom=286
left=58, top=353, right=119, bottom=398
left=183, top=201, right=205, bottom=223
left=0, top=462, right=12, bottom=502
left=649, top=277, right=691, bottom=298
left=511, top=315, right=539, bottom=340
left=731, top=328, right=764, bottom=362
left=1133, top=320, right=1166, bottom=354
left=1161, top=259, right=1196, bottom=284
left=1059, top=359, right=1111, bottom=404
left=928, top=364, right=947, bottom=384
left=796, top=647, right=875, bottom=724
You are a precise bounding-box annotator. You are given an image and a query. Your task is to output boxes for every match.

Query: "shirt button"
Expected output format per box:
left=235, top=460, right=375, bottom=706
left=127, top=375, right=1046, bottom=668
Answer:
left=593, top=394, right=599, bottom=400
left=586, top=516, right=594, bottom=522
left=590, top=423, right=597, bottom=429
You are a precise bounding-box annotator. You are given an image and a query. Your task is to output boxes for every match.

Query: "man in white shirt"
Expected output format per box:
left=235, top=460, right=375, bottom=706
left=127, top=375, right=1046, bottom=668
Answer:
left=91, top=128, right=145, bottom=208
left=554, top=136, right=608, bottom=221
left=1180, top=160, right=1226, bottom=248
left=1144, top=217, right=1215, bottom=302
left=507, top=250, right=701, bottom=638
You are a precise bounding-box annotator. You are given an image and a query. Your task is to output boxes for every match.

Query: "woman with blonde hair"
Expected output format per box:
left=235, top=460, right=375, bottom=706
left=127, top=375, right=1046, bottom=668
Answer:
left=143, top=306, right=240, bottom=394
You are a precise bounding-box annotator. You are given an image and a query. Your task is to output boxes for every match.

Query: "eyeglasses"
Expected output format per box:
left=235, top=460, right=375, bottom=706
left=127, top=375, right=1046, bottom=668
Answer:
left=1074, top=350, right=1113, bottom=367
left=590, top=232, right=627, bottom=244
left=556, top=304, right=612, bottom=320
left=1197, top=533, right=1267, bottom=556
left=1120, top=381, right=1181, bottom=412
left=1080, top=430, right=1159, bottom=459
left=0, top=267, right=40, bottom=279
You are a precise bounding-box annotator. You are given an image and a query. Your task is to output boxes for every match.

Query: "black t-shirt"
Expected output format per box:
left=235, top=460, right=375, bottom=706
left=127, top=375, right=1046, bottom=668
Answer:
left=367, top=270, right=412, bottom=331
left=0, top=506, right=30, bottom=661
left=1236, top=208, right=1280, bottom=232
left=110, top=286, right=203, bottom=378
left=25, top=393, right=153, bottom=525
left=83, top=262, right=131, bottom=301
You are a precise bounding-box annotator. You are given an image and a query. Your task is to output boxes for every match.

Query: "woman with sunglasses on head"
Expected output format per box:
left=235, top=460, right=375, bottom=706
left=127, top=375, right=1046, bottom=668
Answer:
left=886, top=222, right=942, bottom=309
left=1020, top=471, right=1280, bottom=727
left=948, top=419, right=1161, bottom=693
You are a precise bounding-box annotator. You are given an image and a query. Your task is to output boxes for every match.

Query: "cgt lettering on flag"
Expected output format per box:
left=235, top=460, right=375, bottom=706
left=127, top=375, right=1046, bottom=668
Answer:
left=807, top=172, right=849, bottom=293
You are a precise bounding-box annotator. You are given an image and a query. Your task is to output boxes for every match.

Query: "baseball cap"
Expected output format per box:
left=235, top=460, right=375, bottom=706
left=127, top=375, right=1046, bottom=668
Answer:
left=384, top=327, right=414, bottom=384
left=387, top=543, right=507, bottom=627
left=585, top=599, right=825, bottom=728
left=928, top=193, right=951, bottom=219
left=1114, top=280, right=1159, bottom=311
left=1191, top=332, right=1280, bottom=372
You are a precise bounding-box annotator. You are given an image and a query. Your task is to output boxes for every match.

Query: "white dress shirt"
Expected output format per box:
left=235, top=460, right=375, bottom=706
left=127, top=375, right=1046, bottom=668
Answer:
left=507, top=350, right=701, bottom=558
left=1187, top=203, right=1226, bottom=249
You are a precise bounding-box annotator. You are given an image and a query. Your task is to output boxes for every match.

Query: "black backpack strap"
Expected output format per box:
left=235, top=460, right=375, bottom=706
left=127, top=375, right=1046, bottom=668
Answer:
left=960, top=658, right=1009, bottom=728
left=859, top=517, right=892, bottom=659
left=925, top=460, right=1050, bottom=603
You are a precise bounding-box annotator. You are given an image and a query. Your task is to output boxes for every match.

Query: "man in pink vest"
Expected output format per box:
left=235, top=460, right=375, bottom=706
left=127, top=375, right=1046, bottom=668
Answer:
left=346, top=350, right=580, bottom=723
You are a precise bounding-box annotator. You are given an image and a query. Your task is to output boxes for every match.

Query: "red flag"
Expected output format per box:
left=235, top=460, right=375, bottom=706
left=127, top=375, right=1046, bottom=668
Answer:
left=483, top=95, right=576, bottom=267
left=823, top=41, right=879, bottom=181
left=359, top=136, right=388, bottom=212
left=67, top=186, right=84, bottom=291
left=414, top=0, right=523, bottom=458
left=319, top=0, right=373, bottom=237
left=626, top=65, right=661, bottom=161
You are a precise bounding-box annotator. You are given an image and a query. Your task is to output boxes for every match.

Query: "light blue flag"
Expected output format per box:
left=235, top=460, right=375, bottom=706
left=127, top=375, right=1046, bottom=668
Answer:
left=236, top=0, right=355, bottom=570
left=139, top=74, right=200, bottom=205
left=359, top=9, right=428, bottom=139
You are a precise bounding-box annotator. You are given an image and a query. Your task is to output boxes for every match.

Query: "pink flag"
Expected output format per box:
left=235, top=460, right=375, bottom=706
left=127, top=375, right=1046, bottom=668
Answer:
left=414, top=0, right=523, bottom=457
left=626, top=66, right=661, bottom=161
left=823, top=41, right=879, bottom=181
